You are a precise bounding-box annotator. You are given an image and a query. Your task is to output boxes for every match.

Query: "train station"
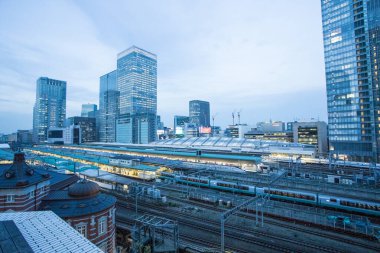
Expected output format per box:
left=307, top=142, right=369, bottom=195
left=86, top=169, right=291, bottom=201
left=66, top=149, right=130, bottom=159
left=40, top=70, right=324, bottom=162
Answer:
left=1, top=141, right=380, bottom=252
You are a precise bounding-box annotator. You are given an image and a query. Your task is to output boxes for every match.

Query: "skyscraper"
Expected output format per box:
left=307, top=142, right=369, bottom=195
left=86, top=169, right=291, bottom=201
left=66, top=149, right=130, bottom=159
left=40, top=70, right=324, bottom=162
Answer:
left=99, top=70, right=119, bottom=142
left=116, top=46, right=157, bottom=144
left=321, top=0, right=380, bottom=162
left=65, top=116, right=97, bottom=143
left=81, top=104, right=97, bottom=117
left=174, top=115, right=190, bottom=135
left=189, top=100, right=210, bottom=127
left=33, top=77, right=66, bottom=143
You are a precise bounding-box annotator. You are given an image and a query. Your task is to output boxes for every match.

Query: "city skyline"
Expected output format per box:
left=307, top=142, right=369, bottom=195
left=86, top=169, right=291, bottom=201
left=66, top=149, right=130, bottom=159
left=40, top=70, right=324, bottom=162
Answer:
left=0, top=0, right=325, bottom=133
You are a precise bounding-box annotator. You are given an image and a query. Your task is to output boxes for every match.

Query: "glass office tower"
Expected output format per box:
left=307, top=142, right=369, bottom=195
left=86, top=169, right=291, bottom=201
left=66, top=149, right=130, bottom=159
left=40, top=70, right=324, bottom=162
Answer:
left=117, top=46, right=157, bottom=144
left=321, top=0, right=380, bottom=162
left=33, top=77, right=66, bottom=143
left=99, top=70, right=119, bottom=142
left=81, top=104, right=97, bottom=117
left=189, top=100, right=210, bottom=127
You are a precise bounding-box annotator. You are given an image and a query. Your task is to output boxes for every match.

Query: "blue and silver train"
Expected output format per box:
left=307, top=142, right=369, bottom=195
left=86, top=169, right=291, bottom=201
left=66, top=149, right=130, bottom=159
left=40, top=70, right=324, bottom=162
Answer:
left=160, top=172, right=380, bottom=217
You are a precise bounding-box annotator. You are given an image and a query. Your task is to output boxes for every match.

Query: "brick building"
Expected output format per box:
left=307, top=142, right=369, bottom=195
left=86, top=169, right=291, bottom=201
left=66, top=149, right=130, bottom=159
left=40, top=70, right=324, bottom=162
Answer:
left=40, top=180, right=117, bottom=252
left=0, top=152, right=50, bottom=212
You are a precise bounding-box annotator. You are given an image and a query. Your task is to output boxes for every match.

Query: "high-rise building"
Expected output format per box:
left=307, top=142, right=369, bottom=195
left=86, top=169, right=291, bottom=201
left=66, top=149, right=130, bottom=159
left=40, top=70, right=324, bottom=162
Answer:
left=256, top=120, right=285, bottom=132
left=293, top=121, right=328, bottom=156
left=174, top=115, right=190, bottom=135
left=16, top=130, right=33, bottom=145
left=66, top=116, right=97, bottom=143
left=321, top=0, right=380, bottom=162
left=156, top=115, right=164, bottom=130
left=99, top=70, right=119, bottom=143
left=81, top=104, right=97, bottom=117
left=33, top=77, right=66, bottom=143
left=189, top=100, right=210, bottom=127
left=116, top=46, right=157, bottom=144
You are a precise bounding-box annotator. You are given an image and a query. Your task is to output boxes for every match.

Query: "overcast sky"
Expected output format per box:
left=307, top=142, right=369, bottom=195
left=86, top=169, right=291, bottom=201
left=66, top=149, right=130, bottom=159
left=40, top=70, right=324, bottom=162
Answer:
left=0, top=0, right=326, bottom=134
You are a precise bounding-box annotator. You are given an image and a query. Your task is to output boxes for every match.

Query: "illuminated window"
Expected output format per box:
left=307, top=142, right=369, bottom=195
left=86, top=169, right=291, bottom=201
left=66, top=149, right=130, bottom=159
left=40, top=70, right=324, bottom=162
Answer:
left=331, top=36, right=342, bottom=43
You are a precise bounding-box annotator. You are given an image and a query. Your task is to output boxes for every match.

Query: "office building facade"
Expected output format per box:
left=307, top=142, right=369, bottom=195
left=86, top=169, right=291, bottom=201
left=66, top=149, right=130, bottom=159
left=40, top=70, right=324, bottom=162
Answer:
left=293, top=121, right=328, bottom=156
left=189, top=100, right=210, bottom=127
left=33, top=77, right=66, bottom=143
left=66, top=116, right=97, bottom=143
left=116, top=46, right=157, bottom=144
left=321, top=0, right=380, bottom=162
left=256, top=121, right=285, bottom=132
left=174, top=115, right=190, bottom=135
left=81, top=104, right=97, bottom=117
left=16, top=130, right=33, bottom=145
left=99, top=70, right=119, bottom=143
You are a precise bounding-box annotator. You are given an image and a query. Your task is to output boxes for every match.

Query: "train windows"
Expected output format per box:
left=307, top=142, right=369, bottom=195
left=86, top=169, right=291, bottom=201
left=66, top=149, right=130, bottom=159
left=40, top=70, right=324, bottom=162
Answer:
left=330, top=198, right=337, bottom=203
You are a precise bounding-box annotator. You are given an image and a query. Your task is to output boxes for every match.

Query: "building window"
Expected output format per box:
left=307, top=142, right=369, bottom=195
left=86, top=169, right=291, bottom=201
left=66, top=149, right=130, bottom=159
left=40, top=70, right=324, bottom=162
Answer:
left=6, top=195, right=15, bottom=203
left=99, top=217, right=107, bottom=235
left=29, top=190, right=35, bottom=199
left=76, top=224, right=87, bottom=238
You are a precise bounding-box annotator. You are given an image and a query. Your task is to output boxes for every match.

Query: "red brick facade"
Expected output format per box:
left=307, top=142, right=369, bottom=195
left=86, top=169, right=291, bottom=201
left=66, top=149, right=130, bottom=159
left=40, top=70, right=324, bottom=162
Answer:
left=67, top=207, right=116, bottom=253
left=0, top=183, right=50, bottom=212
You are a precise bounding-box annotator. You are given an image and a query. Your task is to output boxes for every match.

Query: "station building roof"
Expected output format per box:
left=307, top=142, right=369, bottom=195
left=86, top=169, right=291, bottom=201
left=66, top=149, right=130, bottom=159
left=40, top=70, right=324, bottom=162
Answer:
left=152, top=137, right=316, bottom=155
left=0, top=148, right=14, bottom=161
left=32, top=147, right=159, bottom=171
left=0, top=152, right=50, bottom=189
left=41, top=180, right=116, bottom=218
left=79, top=169, right=135, bottom=185
left=71, top=143, right=264, bottom=162
left=0, top=211, right=102, bottom=253
left=0, top=220, right=33, bottom=253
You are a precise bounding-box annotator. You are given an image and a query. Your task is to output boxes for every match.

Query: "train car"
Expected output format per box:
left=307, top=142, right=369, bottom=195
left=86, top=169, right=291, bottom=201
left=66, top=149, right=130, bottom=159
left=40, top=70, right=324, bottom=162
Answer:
left=159, top=172, right=178, bottom=181
left=177, top=176, right=210, bottom=187
left=258, top=187, right=317, bottom=205
left=319, top=194, right=380, bottom=217
left=209, top=180, right=255, bottom=195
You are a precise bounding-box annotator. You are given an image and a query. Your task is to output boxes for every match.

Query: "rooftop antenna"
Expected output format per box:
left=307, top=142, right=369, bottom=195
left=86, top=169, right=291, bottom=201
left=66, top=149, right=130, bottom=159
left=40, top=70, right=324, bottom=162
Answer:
left=232, top=112, right=235, bottom=125
left=237, top=109, right=242, bottom=125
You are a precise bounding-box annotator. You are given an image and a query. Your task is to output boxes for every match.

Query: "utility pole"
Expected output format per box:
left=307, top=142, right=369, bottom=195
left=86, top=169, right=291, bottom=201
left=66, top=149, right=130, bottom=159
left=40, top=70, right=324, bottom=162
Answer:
left=212, top=114, right=217, bottom=137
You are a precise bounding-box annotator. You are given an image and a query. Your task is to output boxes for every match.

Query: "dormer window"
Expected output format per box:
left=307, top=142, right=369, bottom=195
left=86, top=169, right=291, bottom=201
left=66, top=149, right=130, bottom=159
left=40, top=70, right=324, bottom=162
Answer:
left=6, top=195, right=15, bottom=203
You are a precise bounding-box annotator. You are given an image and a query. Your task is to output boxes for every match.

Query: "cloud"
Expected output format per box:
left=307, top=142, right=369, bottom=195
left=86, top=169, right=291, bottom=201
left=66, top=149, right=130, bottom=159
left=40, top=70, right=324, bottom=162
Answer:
left=0, top=0, right=326, bottom=132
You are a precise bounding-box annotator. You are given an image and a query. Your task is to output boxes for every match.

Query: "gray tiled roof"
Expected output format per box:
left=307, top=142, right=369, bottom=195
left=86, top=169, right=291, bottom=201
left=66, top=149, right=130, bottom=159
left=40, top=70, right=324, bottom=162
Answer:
left=41, top=192, right=116, bottom=218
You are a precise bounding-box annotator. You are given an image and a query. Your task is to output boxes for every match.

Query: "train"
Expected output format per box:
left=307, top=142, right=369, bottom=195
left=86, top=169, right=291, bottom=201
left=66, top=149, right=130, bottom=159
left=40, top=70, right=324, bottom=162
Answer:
left=159, top=172, right=380, bottom=217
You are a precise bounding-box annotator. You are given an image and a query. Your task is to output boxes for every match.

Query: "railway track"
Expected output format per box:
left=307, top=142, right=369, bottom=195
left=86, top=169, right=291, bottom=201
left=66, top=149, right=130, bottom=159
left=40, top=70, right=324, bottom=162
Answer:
left=117, top=198, right=346, bottom=253
left=164, top=194, right=380, bottom=252
left=116, top=218, right=222, bottom=253
left=116, top=204, right=285, bottom=253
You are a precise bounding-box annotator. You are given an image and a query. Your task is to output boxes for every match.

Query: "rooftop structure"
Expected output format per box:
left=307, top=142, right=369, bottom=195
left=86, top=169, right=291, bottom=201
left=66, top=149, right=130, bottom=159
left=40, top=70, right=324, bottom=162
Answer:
left=0, top=211, right=102, bottom=253
left=152, top=137, right=316, bottom=157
